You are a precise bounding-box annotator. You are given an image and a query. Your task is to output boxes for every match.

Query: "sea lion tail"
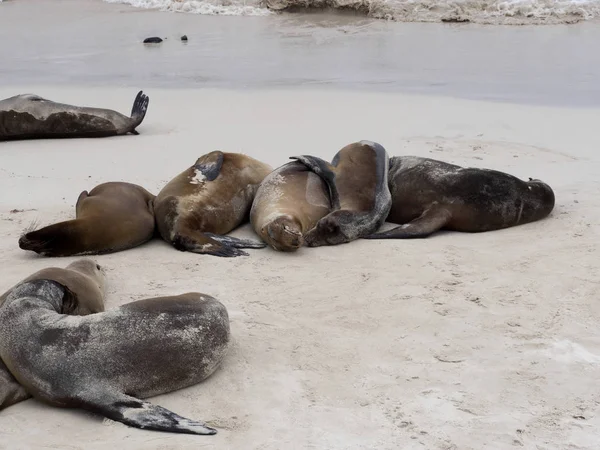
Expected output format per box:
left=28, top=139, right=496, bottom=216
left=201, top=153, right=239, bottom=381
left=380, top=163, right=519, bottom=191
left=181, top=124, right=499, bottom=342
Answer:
left=289, top=155, right=340, bottom=210
left=129, top=90, right=149, bottom=134
left=76, top=391, right=217, bottom=435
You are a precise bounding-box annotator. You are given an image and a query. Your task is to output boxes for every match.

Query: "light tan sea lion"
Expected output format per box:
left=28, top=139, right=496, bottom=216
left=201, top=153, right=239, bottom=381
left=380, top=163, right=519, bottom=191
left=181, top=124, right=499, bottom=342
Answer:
left=154, top=151, right=272, bottom=257
left=0, top=91, right=149, bottom=141
left=290, top=140, right=392, bottom=246
left=250, top=161, right=331, bottom=252
left=0, top=259, right=106, bottom=410
left=18, top=182, right=156, bottom=257
left=364, top=156, right=556, bottom=239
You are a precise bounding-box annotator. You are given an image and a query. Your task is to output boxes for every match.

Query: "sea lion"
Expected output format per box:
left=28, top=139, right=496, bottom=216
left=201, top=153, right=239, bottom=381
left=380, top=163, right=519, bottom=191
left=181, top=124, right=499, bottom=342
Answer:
left=154, top=151, right=273, bottom=257
left=0, top=259, right=106, bottom=409
left=290, top=140, right=392, bottom=246
left=0, top=91, right=149, bottom=141
left=364, top=156, right=556, bottom=239
left=250, top=161, right=331, bottom=252
left=0, top=281, right=230, bottom=436
left=18, top=182, right=156, bottom=257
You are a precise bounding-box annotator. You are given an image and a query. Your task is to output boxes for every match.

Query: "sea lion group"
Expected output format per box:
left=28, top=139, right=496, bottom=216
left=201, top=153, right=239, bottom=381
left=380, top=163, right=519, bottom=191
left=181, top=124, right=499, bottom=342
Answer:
left=0, top=91, right=556, bottom=436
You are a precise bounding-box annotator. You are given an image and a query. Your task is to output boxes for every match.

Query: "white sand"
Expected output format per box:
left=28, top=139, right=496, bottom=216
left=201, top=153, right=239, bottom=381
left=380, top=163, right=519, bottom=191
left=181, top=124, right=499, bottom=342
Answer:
left=1, top=86, right=599, bottom=449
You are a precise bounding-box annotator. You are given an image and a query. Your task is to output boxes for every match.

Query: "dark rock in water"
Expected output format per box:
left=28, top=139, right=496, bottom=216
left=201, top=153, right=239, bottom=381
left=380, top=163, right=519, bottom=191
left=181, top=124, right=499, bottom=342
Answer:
left=181, top=35, right=188, bottom=41
left=143, top=37, right=163, bottom=44
left=440, top=16, right=470, bottom=23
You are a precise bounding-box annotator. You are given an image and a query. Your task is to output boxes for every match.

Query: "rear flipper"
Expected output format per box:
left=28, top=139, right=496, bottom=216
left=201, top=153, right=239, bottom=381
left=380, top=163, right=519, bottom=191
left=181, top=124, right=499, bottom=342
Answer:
left=172, top=230, right=265, bottom=257
left=289, top=155, right=340, bottom=210
left=129, top=90, right=149, bottom=134
left=77, top=391, right=216, bottom=436
left=363, top=205, right=452, bottom=239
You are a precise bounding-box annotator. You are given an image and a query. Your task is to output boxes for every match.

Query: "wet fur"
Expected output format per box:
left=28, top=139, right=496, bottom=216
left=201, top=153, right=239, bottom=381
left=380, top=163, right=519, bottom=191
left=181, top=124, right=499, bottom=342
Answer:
left=0, top=259, right=106, bottom=409
left=0, top=280, right=229, bottom=436
left=365, top=156, right=556, bottom=239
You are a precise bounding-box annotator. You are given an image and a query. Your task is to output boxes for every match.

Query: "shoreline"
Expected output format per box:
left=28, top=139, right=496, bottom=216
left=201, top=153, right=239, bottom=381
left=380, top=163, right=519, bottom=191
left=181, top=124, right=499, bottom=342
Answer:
left=1, top=0, right=600, bottom=107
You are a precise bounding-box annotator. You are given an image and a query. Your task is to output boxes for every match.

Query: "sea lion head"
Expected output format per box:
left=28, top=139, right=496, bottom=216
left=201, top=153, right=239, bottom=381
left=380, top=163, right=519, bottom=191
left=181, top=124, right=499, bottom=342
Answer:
left=65, top=258, right=106, bottom=304
left=263, top=216, right=304, bottom=252
left=303, top=210, right=353, bottom=247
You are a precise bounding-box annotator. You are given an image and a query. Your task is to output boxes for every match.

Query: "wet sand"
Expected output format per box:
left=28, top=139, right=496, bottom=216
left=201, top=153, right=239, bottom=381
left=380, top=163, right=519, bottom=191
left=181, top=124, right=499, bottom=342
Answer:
left=1, top=0, right=600, bottom=106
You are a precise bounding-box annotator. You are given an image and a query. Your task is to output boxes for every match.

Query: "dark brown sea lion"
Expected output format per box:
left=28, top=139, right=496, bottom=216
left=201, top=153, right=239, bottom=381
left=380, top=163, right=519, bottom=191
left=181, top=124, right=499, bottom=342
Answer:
left=250, top=161, right=331, bottom=252
left=290, top=140, right=392, bottom=246
left=154, top=151, right=273, bottom=257
left=0, top=259, right=106, bottom=410
left=364, top=156, right=556, bottom=239
left=0, top=91, right=149, bottom=141
left=18, top=182, right=156, bottom=257
left=0, top=280, right=230, bottom=436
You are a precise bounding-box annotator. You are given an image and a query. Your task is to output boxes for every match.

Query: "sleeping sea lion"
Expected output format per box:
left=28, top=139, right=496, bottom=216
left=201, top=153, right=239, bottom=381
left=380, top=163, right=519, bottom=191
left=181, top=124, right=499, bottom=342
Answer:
left=250, top=161, right=331, bottom=252
left=18, top=182, right=156, bottom=256
left=0, top=91, right=149, bottom=141
left=154, top=151, right=272, bottom=257
left=0, top=259, right=106, bottom=409
left=0, top=281, right=230, bottom=436
left=290, top=140, right=392, bottom=246
left=364, top=156, right=556, bottom=239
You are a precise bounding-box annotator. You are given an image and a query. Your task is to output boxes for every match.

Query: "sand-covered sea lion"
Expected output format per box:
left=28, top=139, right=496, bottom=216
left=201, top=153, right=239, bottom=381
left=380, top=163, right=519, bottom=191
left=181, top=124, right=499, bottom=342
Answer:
left=19, top=182, right=156, bottom=257
left=0, top=259, right=106, bottom=409
left=0, top=91, right=149, bottom=141
left=364, top=156, right=556, bottom=239
left=250, top=161, right=331, bottom=252
left=0, top=281, right=230, bottom=436
left=154, top=151, right=272, bottom=257
left=290, top=140, right=392, bottom=246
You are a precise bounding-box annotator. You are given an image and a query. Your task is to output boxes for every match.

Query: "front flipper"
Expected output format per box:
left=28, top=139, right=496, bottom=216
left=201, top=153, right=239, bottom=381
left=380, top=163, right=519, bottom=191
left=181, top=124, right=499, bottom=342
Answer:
left=193, top=151, right=225, bottom=182
left=171, top=228, right=266, bottom=257
left=204, top=233, right=267, bottom=249
left=289, top=155, right=340, bottom=210
left=77, top=391, right=216, bottom=435
left=363, top=204, right=452, bottom=239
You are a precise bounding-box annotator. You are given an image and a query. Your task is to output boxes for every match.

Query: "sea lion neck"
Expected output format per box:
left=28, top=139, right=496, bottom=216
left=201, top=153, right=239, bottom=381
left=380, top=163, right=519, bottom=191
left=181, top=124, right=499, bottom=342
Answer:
left=4, top=280, right=66, bottom=314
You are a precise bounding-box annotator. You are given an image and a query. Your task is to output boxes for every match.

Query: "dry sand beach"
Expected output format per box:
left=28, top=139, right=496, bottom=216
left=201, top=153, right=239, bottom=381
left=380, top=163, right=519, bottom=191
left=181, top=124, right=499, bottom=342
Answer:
left=1, top=1, right=600, bottom=449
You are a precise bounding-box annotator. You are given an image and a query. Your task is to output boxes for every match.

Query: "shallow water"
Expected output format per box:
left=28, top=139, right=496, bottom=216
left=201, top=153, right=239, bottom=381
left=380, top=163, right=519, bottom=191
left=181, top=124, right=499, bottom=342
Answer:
left=1, top=0, right=600, bottom=106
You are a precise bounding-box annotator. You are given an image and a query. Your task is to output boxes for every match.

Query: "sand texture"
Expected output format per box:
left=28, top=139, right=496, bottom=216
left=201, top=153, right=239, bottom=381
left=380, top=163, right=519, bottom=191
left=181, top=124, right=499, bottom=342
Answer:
left=0, top=86, right=599, bottom=449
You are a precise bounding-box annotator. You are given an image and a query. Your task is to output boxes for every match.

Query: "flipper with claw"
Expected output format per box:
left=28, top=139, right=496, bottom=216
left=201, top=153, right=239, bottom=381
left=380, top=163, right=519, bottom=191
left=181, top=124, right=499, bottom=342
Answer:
left=77, top=390, right=217, bottom=435
left=290, top=155, right=340, bottom=210
left=193, top=151, right=224, bottom=182
left=364, top=204, right=452, bottom=239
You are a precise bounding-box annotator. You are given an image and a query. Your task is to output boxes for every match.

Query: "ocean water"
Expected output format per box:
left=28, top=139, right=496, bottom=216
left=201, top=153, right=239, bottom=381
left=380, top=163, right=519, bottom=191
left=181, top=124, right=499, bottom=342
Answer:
left=104, top=0, right=600, bottom=24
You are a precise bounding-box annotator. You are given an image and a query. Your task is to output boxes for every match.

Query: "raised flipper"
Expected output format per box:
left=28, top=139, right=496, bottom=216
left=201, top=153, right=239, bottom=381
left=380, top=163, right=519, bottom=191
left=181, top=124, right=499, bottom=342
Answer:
left=0, top=359, right=31, bottom=410
left=75, top=190, right=89, bottom=216
left=363, top=204, right=452, bottom=239
left=193, top=151, right=225, bottom=182
left=76, top=390, right=216, bottom=435
left=129, top=91, right=149, bottom=135
left=289, top=155, right=341, bottom=210
left=172, top=228, right=265, bottom=257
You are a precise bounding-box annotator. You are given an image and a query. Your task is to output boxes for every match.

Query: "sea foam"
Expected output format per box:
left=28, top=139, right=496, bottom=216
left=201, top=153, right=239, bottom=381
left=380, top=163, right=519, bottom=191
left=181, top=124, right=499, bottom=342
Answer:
left=105, top=0, right=600, bottom=24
